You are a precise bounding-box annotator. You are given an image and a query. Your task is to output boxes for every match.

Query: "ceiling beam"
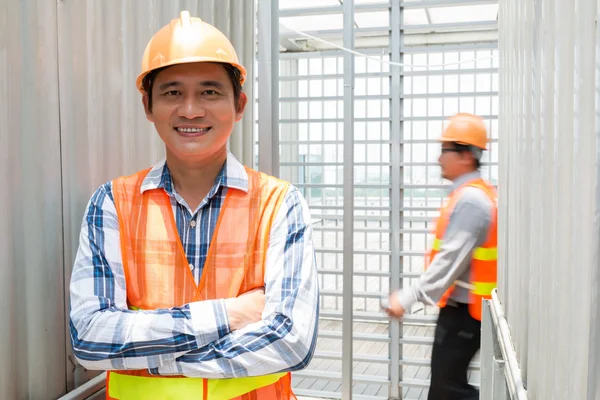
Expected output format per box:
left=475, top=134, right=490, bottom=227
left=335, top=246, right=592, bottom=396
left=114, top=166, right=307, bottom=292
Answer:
left=279, top=20, right=497, bottom=43
left=402, top=0, right=497, bottom=8
left=279, top=3, right=388, bottom=17
left=279, top=0, right=497, bottom=17
left=280, top=29, right=498, bottom=52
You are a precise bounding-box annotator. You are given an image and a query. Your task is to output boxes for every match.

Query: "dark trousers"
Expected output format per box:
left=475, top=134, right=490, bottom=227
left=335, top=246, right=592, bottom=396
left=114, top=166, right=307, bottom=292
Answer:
left=427, top=303, right=481, bottom=400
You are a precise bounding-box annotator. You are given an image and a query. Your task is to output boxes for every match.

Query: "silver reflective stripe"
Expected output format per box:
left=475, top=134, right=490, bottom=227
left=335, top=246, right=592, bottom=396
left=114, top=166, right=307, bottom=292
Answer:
left=454, top=279, right=475, bottom=290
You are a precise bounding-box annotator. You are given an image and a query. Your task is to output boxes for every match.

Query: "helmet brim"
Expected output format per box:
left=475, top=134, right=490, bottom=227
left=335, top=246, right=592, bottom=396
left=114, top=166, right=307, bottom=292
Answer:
left=136, top=57, right=247, bottom=93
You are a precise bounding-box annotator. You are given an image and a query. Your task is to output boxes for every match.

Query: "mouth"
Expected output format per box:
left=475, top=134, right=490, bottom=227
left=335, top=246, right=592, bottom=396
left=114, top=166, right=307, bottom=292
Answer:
left=175, top=126, right=212, bottom=137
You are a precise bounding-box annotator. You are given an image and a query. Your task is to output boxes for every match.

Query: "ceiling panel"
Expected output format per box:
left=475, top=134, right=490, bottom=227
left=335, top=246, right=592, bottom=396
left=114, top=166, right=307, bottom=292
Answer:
left=428, top=4, right=499, bottom=24
left=279, top=0, right=341, bottom=10
left=280, top=14, right=344, bottom=31
left=404, top=9, right=430, bottom=25
left=354, top=11, right=390, bottom=28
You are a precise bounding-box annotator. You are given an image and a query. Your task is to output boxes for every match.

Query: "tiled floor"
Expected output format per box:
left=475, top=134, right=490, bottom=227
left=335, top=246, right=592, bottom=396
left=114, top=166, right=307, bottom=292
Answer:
left=292, top=319, right=480, bottom=400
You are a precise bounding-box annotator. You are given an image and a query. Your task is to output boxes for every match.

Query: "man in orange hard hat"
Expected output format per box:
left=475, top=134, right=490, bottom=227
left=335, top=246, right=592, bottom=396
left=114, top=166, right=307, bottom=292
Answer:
left=383, top=113, right=497, bottom=400
left=68, top=11, right=319, bottom=399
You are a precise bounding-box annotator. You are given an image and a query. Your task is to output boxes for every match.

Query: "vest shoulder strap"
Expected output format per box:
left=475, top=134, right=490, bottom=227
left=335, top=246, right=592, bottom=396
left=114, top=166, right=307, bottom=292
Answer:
left=112, top=168, right=153, bottom=200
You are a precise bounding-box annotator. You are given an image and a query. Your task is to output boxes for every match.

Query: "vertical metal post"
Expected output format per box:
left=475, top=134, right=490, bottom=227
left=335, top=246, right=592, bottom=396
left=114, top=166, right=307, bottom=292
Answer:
left=589, top=3, right=600, bottom=399
left=492, top=359, right=509, bottom=399
left=241, top=0, right=256, bottom=167
left=389, top=0, right=403, bottom=398
left=257, top=0, right=280, bottom=177
left=342, top=0, right=355, bottom=399
left=480, top=300, right=495, bottom=399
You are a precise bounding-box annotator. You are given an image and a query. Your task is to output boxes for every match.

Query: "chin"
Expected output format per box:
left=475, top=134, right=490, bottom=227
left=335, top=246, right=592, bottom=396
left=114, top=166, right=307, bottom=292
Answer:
left=179, top=145, right=228, bottom=160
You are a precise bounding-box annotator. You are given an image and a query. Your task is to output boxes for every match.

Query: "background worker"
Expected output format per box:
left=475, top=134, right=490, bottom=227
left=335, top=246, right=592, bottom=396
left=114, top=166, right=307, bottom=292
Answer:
left=383, top=113, right=497, bottom=400
left=69, top=11, right=319, bottom=400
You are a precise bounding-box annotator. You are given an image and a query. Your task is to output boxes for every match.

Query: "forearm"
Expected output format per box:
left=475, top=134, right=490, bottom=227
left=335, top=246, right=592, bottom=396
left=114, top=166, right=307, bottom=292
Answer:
left=398, top=232, right=476, bottom=309
left=69, top=296, right=230, bottom=370
left=155, top=302, right=319, bottom=378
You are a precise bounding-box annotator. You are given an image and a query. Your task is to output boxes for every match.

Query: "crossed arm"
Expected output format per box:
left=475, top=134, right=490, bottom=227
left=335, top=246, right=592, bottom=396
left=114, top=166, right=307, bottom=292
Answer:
left=69, top=184, right=319, bottom=378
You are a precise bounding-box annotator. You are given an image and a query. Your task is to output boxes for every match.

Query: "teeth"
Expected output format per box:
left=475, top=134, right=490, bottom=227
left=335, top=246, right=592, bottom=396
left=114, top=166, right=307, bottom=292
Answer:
left=178, top=127, right=209, bottom=133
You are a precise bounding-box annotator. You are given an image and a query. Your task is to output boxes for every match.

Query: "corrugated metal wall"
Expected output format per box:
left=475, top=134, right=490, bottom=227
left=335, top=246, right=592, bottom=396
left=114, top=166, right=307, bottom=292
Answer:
left=499, top=0, right=600, bottom=398
left=0, top=1, right=65, bottom=398
left=0, top=1, right=254, bottom=398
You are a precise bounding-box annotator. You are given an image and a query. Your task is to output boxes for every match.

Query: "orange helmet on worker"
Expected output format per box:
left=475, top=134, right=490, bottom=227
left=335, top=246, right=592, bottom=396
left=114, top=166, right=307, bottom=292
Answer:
left=136, top=10, right=247, bottom=92
left=438, top=113, right=488, bottom=181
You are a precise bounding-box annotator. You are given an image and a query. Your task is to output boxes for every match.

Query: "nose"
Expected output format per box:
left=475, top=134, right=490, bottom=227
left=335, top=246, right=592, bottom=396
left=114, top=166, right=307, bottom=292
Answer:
left=178, top=94, right=207, bottom=119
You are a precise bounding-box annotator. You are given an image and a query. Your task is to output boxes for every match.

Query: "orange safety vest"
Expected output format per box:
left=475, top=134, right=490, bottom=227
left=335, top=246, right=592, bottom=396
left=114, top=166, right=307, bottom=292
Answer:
left=107, top=166, right=295, bottom=400
left=426, top=178, right=497, bottom=321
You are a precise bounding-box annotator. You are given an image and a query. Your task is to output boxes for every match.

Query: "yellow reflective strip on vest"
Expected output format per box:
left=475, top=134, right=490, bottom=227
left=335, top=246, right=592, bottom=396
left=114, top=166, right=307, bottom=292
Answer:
left=433, top=240, right=496, bottom=261
left=207, top=373, right=286, bottom=399
left=472, top=281, right=496, bottom=296
left=108, top=371, right=286, bottom=400
left=472, top=247, right=497, bottom=261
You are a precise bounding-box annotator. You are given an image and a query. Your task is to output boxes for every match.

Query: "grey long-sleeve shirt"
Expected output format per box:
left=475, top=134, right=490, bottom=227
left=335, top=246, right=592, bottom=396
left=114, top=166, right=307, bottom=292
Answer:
left=397, top=171, right=494, bottom=311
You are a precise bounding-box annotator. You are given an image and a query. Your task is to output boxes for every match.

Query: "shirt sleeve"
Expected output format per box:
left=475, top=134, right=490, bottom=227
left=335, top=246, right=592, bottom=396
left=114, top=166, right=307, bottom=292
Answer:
left=397, top=187, right=493, bottom=311
left=154, top=186, right=320, bottom=378
left=69, top=183, right=231, bottom=371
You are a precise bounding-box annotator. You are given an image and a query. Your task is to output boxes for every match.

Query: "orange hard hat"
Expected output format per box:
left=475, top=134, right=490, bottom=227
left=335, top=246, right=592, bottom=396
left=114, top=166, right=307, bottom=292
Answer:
left=136, top=11, right=247, bottom=93
left=439, top=113, right=488, bottom=150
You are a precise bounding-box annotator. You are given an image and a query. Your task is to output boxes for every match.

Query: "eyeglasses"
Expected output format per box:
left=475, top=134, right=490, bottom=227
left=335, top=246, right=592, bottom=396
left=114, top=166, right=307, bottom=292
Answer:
left=440, top=148, right=462, bottom=153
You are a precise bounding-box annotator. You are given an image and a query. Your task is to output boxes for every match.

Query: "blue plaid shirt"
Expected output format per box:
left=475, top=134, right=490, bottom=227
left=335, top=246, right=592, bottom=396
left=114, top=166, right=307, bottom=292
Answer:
left=69, top=152, right=319, bottom=377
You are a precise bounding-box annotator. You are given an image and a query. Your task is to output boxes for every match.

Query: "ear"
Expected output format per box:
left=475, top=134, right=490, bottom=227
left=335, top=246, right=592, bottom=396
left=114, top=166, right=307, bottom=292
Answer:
left=461, top=151, right=476, bottom=167
left=235, top=92, right=248, bottom=122
left=142, top=94, right=154, bottom=123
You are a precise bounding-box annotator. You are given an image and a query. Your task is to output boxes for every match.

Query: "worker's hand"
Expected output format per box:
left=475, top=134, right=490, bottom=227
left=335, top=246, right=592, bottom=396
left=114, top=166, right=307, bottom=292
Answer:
left=382, top=291, right=405, bottom=319
left=225, top=287, right=266, bottom=331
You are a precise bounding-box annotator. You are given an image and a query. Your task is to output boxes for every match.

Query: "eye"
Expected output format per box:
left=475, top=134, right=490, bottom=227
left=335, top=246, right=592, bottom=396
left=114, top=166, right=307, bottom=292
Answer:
left=163, top=90, right=181, bottom=96
left=203, top=89, right=219, bottom=96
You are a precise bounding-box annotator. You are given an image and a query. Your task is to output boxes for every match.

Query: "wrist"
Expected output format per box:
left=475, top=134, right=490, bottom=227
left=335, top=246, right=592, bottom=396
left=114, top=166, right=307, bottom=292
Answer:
left=397, top=289, right=415, bottom=313
left=224, top=297, right=240, bottom=331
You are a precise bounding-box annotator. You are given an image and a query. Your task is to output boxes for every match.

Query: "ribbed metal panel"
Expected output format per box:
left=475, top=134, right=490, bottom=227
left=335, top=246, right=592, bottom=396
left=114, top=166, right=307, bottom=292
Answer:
left=0, top=0, right=66, bottom=398
left=0, top=0, right=254, bottom=397
left=499, top=0, right=600, bottom=398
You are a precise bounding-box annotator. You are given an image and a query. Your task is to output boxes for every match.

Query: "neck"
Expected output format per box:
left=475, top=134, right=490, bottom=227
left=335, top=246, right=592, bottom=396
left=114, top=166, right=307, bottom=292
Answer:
left=166, top=148, right=227, bottom=210
left=451, top=169, right=479, bottom=183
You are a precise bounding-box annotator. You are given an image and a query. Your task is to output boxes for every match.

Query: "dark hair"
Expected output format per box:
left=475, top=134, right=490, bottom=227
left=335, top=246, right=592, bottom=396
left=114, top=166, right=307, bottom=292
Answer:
left=452, top=143, right=482, bottom=169
left=142, top=63, right=243, bottom=112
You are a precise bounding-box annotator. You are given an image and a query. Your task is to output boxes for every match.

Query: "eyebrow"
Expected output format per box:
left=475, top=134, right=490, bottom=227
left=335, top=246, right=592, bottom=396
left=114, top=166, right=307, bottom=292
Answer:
left=157, top=80, right=225, bottom=92
left=199, top=80, right=225, bottom=90
left=157, top=81, right=180, bottom=91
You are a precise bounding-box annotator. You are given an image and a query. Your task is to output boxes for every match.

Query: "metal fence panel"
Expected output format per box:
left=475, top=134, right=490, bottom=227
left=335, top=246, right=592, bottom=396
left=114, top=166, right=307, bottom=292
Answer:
left=265, top=2, right=499, bottom=398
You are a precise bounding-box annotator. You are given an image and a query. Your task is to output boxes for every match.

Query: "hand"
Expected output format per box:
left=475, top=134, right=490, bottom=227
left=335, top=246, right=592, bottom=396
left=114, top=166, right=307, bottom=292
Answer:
left=382, top=291, right=405, bottom=319
left=225, top=287, right=266, bottom=331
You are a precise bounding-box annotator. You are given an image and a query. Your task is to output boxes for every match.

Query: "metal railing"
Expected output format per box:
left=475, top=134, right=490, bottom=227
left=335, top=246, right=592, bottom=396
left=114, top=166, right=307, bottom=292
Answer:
left=480, top=289, right=528, bottom=400
left=56, top=373, right=105, bottom=400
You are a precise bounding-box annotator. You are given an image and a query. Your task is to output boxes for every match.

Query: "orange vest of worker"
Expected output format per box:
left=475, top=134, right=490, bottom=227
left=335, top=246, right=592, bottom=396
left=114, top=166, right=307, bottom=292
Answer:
left=426, top=178, right=497, bottom=321
left=107, top=166, right=294, bottom=400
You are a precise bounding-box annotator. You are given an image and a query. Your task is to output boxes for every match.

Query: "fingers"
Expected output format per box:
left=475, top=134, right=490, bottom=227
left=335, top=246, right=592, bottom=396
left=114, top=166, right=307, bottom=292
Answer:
left=385, top=310, right=403, bottom=320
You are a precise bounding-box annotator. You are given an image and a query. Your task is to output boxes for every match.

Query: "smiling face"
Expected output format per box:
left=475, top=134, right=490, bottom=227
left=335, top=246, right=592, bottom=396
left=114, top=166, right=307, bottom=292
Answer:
left=143, top=62, right=247, bottom=163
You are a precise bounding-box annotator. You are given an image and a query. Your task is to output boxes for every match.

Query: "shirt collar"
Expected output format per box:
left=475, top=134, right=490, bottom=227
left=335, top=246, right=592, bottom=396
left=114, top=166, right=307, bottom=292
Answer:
left=140, top=151, right=249, bottom=195
left=449, top=170, right=482, bottom=192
